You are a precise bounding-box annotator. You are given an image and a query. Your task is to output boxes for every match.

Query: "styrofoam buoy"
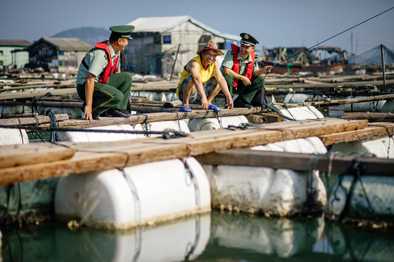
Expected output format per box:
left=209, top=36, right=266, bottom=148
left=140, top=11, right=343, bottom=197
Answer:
left=55, top=157, right=211, bottom=230
left=204, top=137, right=327, bottom=216
left=57, top=124, right=146, bottom=142
left=280, top=106, right=324, bottom=120
left=252, top=137, right=327, bottom=154
left=188, top=115, right=249, bottom=131
left=344, top=96, right=385, bottom=112
left=327, top=175, right=394, bottom=219
left=55, top=213, right=210, bottom=262
left=381, top=100, right=394, bottom=113
left=330, top=137, right=394, bottom=158
left=283, top=93, right=322, bottom=104
left=0, top=128, right=29, bottom=145
left=130, top=91, right=167, bottom=101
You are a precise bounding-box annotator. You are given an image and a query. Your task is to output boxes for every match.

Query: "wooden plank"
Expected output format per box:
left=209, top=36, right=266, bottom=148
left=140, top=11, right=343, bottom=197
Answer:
left=0, top=143, right=75, bottom=169
left=38, top=108, right=267, bottom=129
left=0, top=114, right=69, bottom=126
left=195, top=149, right=394, bottom=175
left=0, top=119, right=367, bottom=185
left=319, top=125, right=394, bottom=146
left=342, top=112, right=394, bottom=122
left=0, top=88, right=77, bottom=100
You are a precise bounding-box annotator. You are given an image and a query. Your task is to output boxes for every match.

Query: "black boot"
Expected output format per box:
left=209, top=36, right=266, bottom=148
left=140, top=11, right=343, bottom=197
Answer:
left=251, top=89, right=266, bottom=107
left=234, top=97, right=252, bottom=108
left=106, top=108, right=131, bottom=118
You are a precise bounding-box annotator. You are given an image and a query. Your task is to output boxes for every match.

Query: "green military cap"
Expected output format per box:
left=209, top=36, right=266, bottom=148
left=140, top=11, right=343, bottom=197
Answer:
left=109, top=25, right=135, bottom=39
left=240, top=33, right=259, bottom=47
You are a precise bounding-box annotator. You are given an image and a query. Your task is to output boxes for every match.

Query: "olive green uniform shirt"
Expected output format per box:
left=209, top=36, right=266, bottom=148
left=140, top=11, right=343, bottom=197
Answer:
left=221, top=49, right=259, bottom=75
left=76, top=41, right=120, bottom=85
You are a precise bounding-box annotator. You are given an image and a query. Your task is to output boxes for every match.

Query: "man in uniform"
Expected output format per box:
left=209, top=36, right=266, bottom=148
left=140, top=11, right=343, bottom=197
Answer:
left=76, top=25, right=134, bottom=121
left=221, top=33, right=272, bottom=108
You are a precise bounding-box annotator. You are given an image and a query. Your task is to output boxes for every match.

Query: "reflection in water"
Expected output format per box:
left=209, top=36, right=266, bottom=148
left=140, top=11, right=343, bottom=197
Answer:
left=1, top=211, right=394, bottom=262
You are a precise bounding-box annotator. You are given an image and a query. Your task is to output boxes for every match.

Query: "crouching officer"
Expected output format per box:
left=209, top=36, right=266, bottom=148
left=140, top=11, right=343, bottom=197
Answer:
left=221, top=33, right=272, bottom=108
left=76, top=25, right=135, bottom=122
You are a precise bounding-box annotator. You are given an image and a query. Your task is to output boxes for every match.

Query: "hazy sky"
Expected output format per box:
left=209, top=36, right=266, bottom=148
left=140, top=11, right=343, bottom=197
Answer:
left=1, top=0, right=393, bottom=55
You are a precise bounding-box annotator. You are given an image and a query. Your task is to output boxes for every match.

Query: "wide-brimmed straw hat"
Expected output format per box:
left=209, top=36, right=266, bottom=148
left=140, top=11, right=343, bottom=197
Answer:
left=196, top=40, right=224, bottom=56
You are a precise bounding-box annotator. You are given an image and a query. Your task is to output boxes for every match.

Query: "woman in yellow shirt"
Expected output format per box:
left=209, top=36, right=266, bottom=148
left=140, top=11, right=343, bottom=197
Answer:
left=177, top=40, right=233, bottom=112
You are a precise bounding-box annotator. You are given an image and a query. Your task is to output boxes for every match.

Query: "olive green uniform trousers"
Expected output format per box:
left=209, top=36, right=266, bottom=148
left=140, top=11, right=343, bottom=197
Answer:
left=77, top=72, right=132, bottom=115
left=224, top=74, right=265, bottom=104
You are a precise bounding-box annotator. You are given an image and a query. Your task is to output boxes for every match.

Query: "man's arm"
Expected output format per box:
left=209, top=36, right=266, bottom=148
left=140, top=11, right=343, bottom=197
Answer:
left=186, top=61, right=209, bottom=109
left=223, top=67, right=251, bottom=86
left=252, top=65, right=273, bottom=77
left=214, top=61, right=233, bottom=109
left=83, top=73, right=96, bottom=122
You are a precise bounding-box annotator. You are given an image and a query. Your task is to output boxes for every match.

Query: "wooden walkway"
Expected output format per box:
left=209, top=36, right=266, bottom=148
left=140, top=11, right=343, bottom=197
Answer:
left=0, top=118, right=377, bottom=186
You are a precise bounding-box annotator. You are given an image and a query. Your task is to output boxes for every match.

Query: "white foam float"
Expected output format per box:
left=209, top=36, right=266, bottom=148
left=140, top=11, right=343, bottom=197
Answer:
left=57, top=124, right=146, bottom=142
left=327, top=175, right=394, bottom=220
left=130, top=91, right=167, bottom=101
left=0, top=128, right=29, bottom=145
left=188, top=115, right=249, bottom=131
left=344, top=96, right=386, bottom=112
left=54, top=157, right=211, bottom=230
left=204, top=137, right=327, bottom=216
left=283, top=93, right=322, bottom=104
left=55, top=213, right=210, bottom=262
left=330, top=136, right=394, bottom=159
left=381, top=100, right=394, bottom=113
left=280, top=106, right=324, bottom=120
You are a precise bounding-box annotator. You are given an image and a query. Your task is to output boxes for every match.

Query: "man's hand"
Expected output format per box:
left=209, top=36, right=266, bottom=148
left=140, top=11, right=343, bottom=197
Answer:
left=226, top=96, right=234, bottom=109
left=264, top=65, right=273, bottom=73
left=241, top=76, right=251, bottom=86
left=83, top=104, right=94, bottom=122
left=201, top=96, right=209, bottom=110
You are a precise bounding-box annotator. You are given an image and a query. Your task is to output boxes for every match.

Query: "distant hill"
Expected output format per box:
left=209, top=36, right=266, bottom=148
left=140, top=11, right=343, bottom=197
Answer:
left=52, top=27, right=110, bottom=46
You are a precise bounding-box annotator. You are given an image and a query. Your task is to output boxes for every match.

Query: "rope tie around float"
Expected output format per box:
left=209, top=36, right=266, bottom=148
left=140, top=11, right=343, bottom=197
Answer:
left=182, top=159, right=201, bottom=211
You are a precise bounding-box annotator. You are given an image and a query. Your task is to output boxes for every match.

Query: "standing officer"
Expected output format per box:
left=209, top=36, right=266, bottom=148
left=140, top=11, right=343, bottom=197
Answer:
left=221, top=33, right=272, bottom=108
left=76, top=25, right=135, bottom=121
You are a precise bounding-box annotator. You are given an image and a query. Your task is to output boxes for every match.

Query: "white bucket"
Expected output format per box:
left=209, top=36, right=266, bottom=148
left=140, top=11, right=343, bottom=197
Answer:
left=55, top=213, right=210, bottom=262
left=280, top=106, right=324, bottom=120
left=57, top=124, right=146, bottom=142
left=54, top=157, right=211, bottom=230
left=0, top=128, right=29, bottom=145
left=188, top=115, right=249, bottom=131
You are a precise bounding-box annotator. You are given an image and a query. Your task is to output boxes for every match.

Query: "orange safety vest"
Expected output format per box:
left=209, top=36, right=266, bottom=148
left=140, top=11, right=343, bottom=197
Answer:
left=231, top=44, right=255, bottom=87
left=82, top=41, right=119, bottom=84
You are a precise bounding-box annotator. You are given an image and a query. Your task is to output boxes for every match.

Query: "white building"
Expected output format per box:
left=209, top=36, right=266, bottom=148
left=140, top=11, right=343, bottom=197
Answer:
left=125, top=16, right=240, bottom=77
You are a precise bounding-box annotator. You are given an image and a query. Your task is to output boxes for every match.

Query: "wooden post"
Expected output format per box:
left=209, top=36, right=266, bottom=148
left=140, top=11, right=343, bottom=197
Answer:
left=381, top=44, right=386, bottom=85
left=170, top=44, right=181, bottom=81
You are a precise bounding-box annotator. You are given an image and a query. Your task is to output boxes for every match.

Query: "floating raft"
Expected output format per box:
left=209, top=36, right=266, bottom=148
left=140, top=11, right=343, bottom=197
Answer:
left=0, top=118, right=378, bottom=186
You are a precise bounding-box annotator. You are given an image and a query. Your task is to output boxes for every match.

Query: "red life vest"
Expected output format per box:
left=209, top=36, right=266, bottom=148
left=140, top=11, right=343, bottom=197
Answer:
left=86, top=41, right=119, bottom=84
left=231, top=44, right=255, bottom=87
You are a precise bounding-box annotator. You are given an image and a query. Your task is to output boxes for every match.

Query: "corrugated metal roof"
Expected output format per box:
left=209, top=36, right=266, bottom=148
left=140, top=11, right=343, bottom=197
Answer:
left=40, top=37, right=93, bottom=52
left=0, top=39, right=31, bottom=47
left=127, top=16, right=240, bottom=41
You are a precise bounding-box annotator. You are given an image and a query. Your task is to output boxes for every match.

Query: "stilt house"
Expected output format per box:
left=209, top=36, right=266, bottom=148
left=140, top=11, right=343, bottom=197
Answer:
left=27, top=38, right=93, bottom=74
left=0, top=40, right=31, bottom=72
